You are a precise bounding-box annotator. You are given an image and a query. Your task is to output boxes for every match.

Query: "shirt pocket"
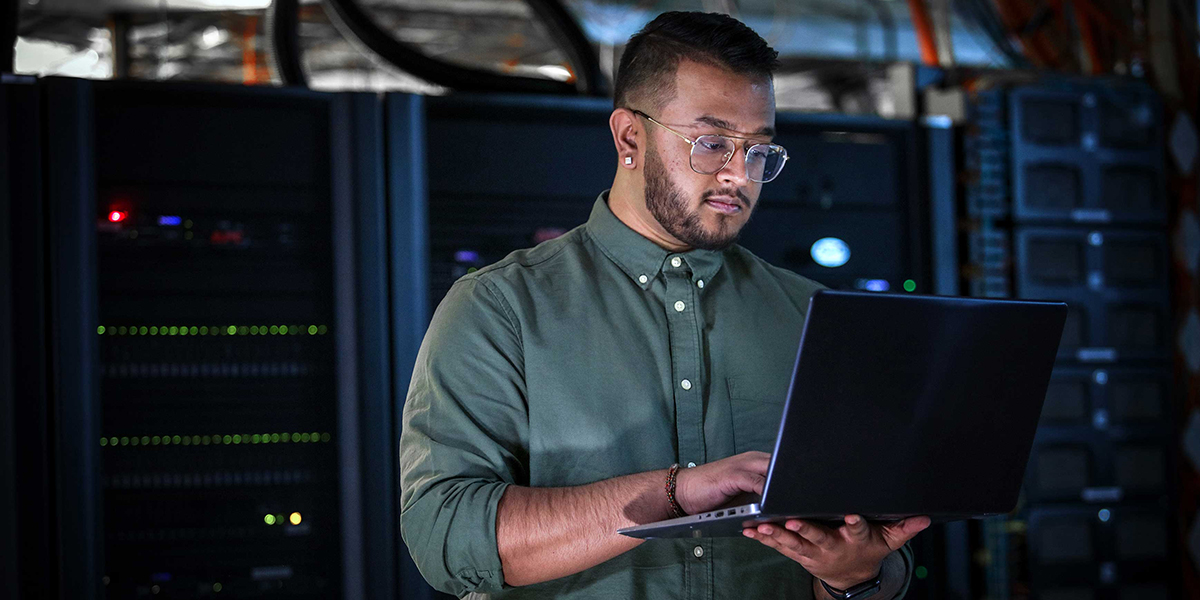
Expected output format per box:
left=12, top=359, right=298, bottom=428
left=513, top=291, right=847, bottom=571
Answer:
left=726, top=375, right=788, bottom=454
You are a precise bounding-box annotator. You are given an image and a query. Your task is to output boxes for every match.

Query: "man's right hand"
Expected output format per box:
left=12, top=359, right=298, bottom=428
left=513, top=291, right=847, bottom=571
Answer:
left=674, top=451, right=771, bottom=515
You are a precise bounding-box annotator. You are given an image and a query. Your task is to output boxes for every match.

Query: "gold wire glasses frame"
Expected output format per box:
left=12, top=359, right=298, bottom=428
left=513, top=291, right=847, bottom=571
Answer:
left=631, top=109, right=789, bottom=183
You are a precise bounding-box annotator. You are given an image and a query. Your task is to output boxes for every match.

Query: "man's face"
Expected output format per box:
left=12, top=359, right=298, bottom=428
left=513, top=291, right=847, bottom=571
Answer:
left=642, top=59, right=776, bottom=251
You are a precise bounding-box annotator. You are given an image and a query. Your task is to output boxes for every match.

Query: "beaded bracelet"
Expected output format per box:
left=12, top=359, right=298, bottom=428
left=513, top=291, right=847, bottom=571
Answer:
left=665, top=463, right=686, bottom=518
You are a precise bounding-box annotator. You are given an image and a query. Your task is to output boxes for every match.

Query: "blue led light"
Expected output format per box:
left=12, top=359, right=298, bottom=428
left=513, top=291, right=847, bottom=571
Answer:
left=158, top=215, right=182, bottom=226
left=811, top=238, right=851, bottom=268
left=455, top=250, right=481, bottom=263
left=864, top=279, right=890, bottom=292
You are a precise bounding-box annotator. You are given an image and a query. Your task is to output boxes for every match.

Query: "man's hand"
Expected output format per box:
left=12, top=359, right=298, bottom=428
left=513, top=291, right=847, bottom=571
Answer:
left=743, top=514, right=930, bottom=591
left=674, top=451, right=770, bottom=515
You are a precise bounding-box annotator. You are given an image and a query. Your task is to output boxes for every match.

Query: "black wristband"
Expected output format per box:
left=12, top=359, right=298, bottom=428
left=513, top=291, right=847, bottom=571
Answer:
left=819, top=573, right=881, bottom=600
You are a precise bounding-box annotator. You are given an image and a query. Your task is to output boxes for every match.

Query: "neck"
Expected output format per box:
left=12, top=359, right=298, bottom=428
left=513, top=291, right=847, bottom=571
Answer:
left=608, top=173, right=691, bottom=253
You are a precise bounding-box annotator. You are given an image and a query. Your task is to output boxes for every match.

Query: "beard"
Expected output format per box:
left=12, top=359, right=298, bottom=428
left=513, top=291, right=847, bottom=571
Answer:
left=643, top=143, right=752, bottom=251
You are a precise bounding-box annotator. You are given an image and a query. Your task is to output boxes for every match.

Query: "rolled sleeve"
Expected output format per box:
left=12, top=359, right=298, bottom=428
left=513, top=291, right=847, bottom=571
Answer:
left=399, top=276, right=528, bottom=596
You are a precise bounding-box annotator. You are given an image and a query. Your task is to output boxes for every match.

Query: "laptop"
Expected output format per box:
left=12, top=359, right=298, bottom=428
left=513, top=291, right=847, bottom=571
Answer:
left=618, top=290, right=1067, bottom=539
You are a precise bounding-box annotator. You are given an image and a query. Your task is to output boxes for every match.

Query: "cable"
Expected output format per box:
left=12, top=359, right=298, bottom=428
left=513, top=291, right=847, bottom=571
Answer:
left=907, top=0, right=940, bottom=65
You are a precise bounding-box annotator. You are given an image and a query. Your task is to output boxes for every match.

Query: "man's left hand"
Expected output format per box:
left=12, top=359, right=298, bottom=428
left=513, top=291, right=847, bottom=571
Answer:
left=742, top=514, right=931, bottom=591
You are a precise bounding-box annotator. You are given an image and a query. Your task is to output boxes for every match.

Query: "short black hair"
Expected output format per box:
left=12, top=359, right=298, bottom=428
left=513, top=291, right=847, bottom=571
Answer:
left=613, top=11, right=780, bottom=111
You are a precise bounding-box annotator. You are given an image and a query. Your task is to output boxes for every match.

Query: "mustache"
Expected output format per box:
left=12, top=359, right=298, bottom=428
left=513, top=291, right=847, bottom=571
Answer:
left=701, top=188, right=752, bottom=208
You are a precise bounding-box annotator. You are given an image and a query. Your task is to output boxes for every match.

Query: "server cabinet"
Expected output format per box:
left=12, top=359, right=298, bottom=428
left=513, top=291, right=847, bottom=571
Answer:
left=6, top=77, right=428, bottom=600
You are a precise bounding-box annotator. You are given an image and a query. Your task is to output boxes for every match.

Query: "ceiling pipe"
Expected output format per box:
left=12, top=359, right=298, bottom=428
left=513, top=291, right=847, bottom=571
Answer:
left=322, top=0, right=600, bottom=95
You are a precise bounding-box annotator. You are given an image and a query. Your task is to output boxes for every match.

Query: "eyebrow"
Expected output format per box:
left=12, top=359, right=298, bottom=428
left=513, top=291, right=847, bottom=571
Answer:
left=693, top=114, right=776, bottom=138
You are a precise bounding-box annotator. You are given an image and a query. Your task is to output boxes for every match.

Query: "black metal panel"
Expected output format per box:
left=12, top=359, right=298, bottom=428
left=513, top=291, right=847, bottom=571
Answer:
left=44, top=76, right=104, bottom=600
left=0, top=77, right=19, bottom=600
left=1026, top=505, right=1175, bottom=596
left=3, top=76, right=56, bottom=600
left=745, top=114, right=929, bottom=292
left=1009, top=85, right=1165, bottom=225
left=1014, top=227, right=1170, bottom=363
left=425, top=94, right=613, bottom=310
left=385, top=93, right=439, bottom=600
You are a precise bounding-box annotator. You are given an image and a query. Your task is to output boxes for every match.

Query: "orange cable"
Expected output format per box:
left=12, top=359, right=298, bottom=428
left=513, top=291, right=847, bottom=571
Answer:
left=907, top=0, right=940, bottom=66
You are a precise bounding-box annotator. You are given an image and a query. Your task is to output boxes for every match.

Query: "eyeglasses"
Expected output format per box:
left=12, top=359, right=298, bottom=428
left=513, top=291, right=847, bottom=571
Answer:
left=631, top=109, right=789, bottom=183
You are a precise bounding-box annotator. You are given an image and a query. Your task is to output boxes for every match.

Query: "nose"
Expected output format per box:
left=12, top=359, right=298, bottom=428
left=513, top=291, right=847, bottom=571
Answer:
left=715, top=144, right=750, bottom=187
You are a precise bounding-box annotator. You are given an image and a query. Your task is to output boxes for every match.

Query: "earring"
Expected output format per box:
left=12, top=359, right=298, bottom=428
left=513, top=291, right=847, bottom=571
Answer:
left=624, top=156, right=633, bottom=165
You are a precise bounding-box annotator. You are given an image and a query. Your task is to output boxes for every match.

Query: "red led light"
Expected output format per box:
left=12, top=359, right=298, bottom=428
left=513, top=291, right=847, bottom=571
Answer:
left=108, top=210, right=127, bottom=223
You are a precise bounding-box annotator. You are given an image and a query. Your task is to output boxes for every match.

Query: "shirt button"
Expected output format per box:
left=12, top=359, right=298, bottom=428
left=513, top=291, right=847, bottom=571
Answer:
left=680, top=379, right=692, bottom=390
left=693, top=546, right=705, bottom=558
left=687, top=462, right=697, bottom=468
left=671, top=256, right=682, bottom=268
left=674, top=300, right=686, bottom=312
left=697, top=279, right=705, bottom=288
left=638, top=274, right=648, bottom=284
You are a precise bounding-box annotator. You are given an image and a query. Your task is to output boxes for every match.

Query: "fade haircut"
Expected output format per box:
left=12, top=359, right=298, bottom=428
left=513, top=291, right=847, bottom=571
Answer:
left=613, top=11, right=780, bottom=111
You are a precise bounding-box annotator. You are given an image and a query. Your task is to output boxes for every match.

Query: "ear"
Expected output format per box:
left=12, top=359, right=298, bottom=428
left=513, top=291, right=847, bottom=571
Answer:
left=609, top=108, right=641, bottom=169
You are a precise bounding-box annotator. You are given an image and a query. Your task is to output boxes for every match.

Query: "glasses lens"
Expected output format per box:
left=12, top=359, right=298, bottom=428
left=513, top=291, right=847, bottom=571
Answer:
left=690, top=135, right=735, bottom=174
left=747, top=144, right=786, bottom=183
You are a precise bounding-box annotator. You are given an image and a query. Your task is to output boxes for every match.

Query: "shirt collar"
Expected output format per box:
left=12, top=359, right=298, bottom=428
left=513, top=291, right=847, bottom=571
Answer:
left=586, top=191, right=725, bottom=290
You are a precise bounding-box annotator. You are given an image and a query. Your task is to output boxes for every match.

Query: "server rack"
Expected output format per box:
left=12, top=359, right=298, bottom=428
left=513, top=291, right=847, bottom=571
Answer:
left=4, top=78, right=433, bottom=600
left=966, top=79, right=1177, bottom=600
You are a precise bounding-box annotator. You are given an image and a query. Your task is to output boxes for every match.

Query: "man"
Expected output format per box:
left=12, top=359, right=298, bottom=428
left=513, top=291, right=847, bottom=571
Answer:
left=399, top=11, right=930, bottom=600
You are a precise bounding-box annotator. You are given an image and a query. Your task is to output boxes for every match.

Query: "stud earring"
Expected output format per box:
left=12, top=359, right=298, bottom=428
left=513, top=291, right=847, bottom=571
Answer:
left=624, top=156, right=633, bottom=165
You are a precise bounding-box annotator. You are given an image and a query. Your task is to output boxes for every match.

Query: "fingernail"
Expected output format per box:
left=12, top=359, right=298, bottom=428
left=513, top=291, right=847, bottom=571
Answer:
left=743, top=530, right=755, bottom=538
left=785, top=521, right=800, bottom=531
left=759, top=525, right=773, bottom=535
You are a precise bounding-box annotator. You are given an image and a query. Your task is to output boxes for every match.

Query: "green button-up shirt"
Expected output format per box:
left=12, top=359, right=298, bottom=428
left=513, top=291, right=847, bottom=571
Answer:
left=400, top=193, right=914, bottom=599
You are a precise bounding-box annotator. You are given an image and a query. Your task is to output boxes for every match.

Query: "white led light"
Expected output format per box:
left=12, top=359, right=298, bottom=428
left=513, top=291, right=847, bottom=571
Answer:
left=811, top=237, right=851, bottom=268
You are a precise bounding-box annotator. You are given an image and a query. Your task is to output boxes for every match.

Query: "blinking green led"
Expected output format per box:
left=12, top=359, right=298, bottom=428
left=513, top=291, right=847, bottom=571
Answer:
left=168, top=326, right=178, bottom=335
left=268, top=326, right=277, bottom=335
left=270, top=433, right=280, bottom=443
left=152, top=436, right=160, bottom=445
left=223, top=435, right=232, bottom=444
left=119, top=326, right=128, bottom=335
left=189, top=326, right=198, bottom=335
left=227, top=325, right=237, bottom=335
left=202, top=435, right=211, bottom=445
left=250, top=326, right=260, bottom=335
left=903, top=280, right=916, bottom=293
left=139, top=326, right=148, bottom=335
left=213, top=583, right=222, bottom=593
left=200, top=326, right=208, bottom=335
left=915, top=566, right=928, bottom=579
left=120, top=437, right=129, bottom=446
left=317, top=325, right=328, bottom=335
left=238, top=326, right=248, bottom=335
left=172, top=435, right=181, bottom=444
left=233, top=435, right=242, bottom=444
left=97, top=326, right=106, bottom=334
left=264, top=514, right=276, bottom=525
left=277, top=325, right=287, bottom=335
left=307, top=325, right=317, bottom=335
left=150, top=326, right=159, bottom=335
left=288, top=325, right=298, bottom=335
left=320, top=433, right=330, bottom=442
left=99, top=437, right=108, bottom=446
left=141, top=436, right=149, bottom=445
left=300, top=433, right=311, bottom=442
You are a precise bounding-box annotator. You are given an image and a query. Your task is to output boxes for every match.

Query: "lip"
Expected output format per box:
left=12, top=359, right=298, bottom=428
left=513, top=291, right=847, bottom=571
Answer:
left=705, top=197, right=743, bottom=213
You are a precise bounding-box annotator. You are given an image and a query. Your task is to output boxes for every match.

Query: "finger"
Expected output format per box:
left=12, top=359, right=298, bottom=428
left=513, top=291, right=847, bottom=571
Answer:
left=749, top=524, right=815, bottom=559
left=788, top=519, right=834, bottom=549
left=739, top=472, right=766, bottom=495
left=880, top=516, right=932, bottom=550
left=842, top=514, right=870, bottom=541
